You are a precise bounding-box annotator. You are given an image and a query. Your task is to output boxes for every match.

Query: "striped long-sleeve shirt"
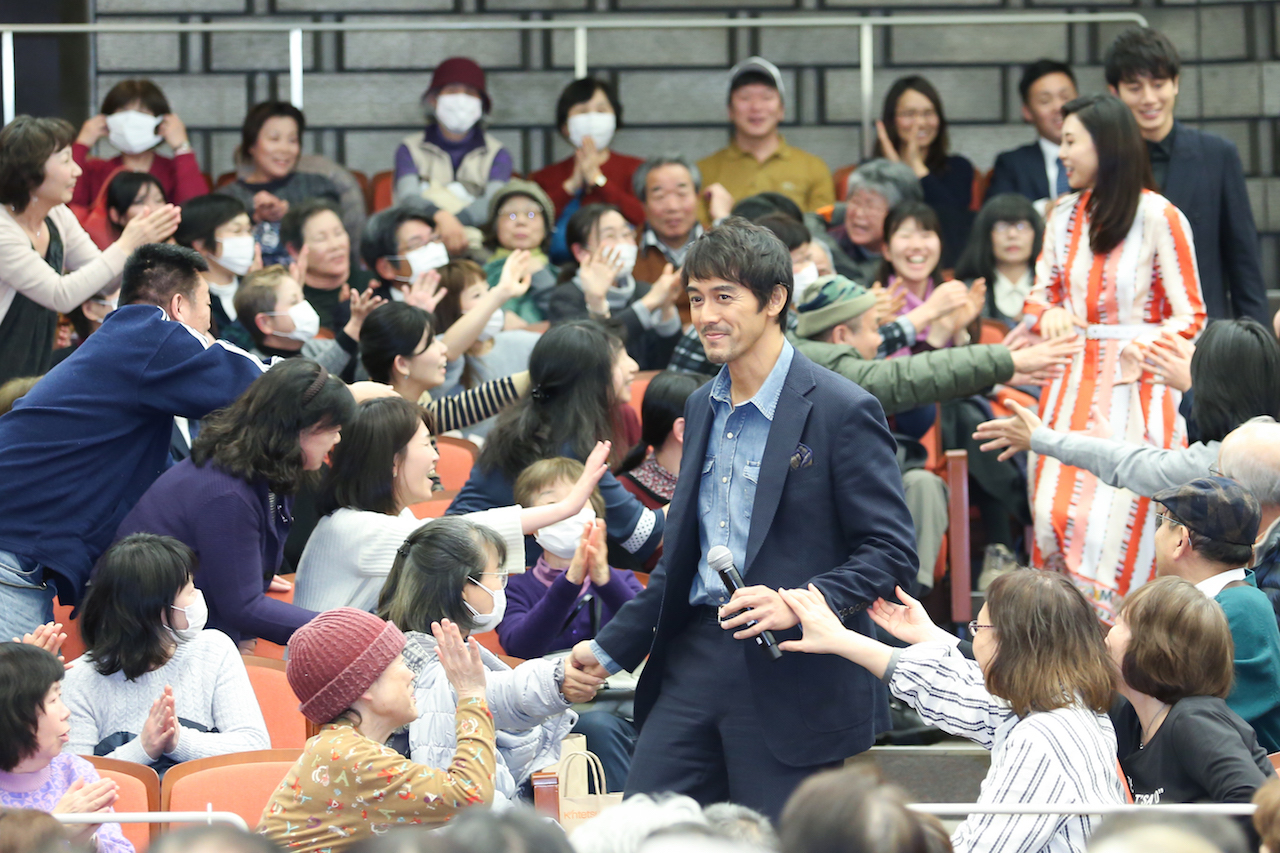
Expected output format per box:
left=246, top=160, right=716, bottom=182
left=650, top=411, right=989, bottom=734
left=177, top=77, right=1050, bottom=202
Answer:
left=425, top=374, right=520, bottom=434
left=886, top=642, right=1125, bottom=853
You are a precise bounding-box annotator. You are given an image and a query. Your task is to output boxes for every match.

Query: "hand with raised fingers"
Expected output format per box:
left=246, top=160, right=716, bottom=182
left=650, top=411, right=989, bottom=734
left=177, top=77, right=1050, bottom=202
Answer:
left=433, top=618, right=486, bottom=701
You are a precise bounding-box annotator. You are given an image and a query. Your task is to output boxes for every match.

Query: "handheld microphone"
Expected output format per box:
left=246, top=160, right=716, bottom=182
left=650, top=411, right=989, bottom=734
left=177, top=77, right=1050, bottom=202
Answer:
left=707, top=545, right=783, bottom=661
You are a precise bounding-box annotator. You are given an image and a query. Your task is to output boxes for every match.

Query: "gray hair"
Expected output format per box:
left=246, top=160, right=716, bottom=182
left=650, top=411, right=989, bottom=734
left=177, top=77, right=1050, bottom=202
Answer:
left=1220, top=417, right=1280, bottom=507
left=632, top=154, right=703, bottom=203
left=570, top=794, right=706, bottom=853
left=844, top=158, right=924, bottom=208
left=703, top=803, right=779, bottom=850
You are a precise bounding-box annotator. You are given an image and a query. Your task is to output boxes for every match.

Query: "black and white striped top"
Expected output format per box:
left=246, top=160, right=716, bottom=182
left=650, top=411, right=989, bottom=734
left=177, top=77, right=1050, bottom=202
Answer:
left=887, top=642, right=1125, bottom=853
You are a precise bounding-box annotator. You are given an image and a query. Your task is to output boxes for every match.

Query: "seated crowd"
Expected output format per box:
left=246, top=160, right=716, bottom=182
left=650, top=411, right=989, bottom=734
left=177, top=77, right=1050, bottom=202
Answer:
left=3, top=22, right=1280, bottom=853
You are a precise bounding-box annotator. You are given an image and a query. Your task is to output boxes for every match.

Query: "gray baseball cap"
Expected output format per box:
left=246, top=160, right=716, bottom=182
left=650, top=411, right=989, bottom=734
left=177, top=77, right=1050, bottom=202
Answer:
left=728, top=56, right=785, bottom=102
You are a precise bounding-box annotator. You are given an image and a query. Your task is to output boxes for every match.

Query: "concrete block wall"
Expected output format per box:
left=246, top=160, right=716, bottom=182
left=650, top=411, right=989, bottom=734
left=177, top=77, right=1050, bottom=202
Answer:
left=87, top=0, right=1280, bottom=290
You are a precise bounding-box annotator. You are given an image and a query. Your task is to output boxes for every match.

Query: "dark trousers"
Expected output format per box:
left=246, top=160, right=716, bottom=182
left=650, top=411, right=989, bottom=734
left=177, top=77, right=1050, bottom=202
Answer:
left=625, top=609, right=839, bottom=822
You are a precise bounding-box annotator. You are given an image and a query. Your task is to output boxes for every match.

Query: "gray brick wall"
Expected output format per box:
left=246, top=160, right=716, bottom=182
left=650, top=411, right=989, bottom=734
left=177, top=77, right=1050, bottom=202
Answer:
left=86, top=0, right=1280, bottom=292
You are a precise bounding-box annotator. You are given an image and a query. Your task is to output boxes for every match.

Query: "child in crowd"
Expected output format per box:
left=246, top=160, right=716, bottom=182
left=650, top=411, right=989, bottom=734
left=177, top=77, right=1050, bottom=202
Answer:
left=83, top=170, right=167, bottom=251
left=483, top=180, right=560, bottom=323
left=617, top=371, right=703, bottom=511
left=955, top=193, right=1044, bottom=329
left=64, top=534, right=269, bottom=773
left=173, top=193, right=258, bottom=348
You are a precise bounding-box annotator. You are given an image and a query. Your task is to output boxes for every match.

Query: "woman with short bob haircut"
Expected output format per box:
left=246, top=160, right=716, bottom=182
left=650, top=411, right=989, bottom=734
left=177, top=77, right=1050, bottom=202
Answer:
left=117, top=359, right=354, bottom=648
left=293, top=395, right=607, bottom=613
left=1109, top=576, right=1274, bottom=805
left=780, top=570, right=1123, bottom=853
left=63, top=533, right=269, bottom=772
left=954, top=193, right=1044, bottom=328
left=0, top=644, right=131, bottom=852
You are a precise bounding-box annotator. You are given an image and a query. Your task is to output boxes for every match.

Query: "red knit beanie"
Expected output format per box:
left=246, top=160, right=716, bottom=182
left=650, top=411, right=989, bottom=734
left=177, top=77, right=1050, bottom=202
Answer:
left=286, top=608, right=407, bottom=724
left=427, top=57, right=491, bottom=113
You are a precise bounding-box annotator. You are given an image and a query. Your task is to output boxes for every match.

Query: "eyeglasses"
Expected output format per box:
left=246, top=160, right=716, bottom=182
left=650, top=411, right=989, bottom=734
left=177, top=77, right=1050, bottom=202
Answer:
left=968, top=621, right=994, bottom=636
left=1155, top=511, right=1186, bottom=532
left=474, top=570, right=510, bottom=589
left=993, top=221, right=1032, bottom=235
left=1209, top=464, right=1223, bottom=477
left=502, top=210, right=542, bottom=222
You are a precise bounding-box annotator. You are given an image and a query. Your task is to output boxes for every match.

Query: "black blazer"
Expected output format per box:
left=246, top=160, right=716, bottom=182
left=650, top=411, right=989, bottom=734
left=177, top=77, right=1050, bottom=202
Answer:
left=1160, top=123, right=1268, bottom=324
left=594, top=349, right=919, bottom=767
left=986, top=141, right=1050, bottom=203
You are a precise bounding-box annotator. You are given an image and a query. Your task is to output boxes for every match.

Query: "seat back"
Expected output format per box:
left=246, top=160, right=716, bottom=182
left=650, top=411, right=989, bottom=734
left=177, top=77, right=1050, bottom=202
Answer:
left=215, top=171, right=237, bottom=189
left=371, top=170, right=394, bottom=212
left=243, top=656, right=308, bottom=749
left=435, top=436, right=479, bottom=491
left=52, top=597, right=86, bottom=662
left=409, top=495, right=454, bottom=518
left=627, top=370, right=660, bottom=417
left=161, top=749, right=303, bottom=831
left=86, top=755, right=160, bottom=850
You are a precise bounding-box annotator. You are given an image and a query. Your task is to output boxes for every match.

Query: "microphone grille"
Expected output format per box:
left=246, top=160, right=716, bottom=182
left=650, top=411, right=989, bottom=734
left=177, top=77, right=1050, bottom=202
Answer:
left=707, top=545, right=734, bottom=573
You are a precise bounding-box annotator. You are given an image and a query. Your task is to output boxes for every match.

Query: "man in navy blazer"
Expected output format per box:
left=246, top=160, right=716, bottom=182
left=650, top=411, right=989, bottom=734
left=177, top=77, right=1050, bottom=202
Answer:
left=1106, top=28, right=1267, bottom=324
left=570, top=218, right=918, bottom=818
left=986, top=59, right=1078, bottom=206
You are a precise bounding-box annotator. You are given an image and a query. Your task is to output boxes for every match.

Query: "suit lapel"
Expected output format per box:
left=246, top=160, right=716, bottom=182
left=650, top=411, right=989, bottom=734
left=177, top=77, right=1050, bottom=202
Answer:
left=744, top=357, right=815, bottom=573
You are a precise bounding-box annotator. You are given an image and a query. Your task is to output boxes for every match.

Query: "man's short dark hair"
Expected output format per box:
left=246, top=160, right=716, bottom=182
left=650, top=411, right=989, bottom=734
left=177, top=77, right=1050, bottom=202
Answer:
left=119, top=243, right=209, bottom=307
left=0, top=116, right=76, bottom=213
left=280, top=197, right=343, bottom=253
left=0, top=644, right=66, bottom=772
left=1019, top=59, right=1076, bottom=104
left=360, top=199, right=436, bottom=280
left=682, top=217, right=792, bottom=324
left=174, top=193, right=249, bottom=252
left=731, top=70, right=777, bottom=97
left=1104, top=28, right=1181, bottom=87
left=754, top=213, right=810, bottom=252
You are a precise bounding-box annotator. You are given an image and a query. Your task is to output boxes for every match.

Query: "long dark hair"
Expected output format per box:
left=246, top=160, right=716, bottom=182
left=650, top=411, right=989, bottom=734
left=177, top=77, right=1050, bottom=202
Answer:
left=106, top=171, right=166, bottom=231
left=318, top=396, right=432, bottom=517
left=479, top=320, right=622, bottom=480
left=1189, top=318, right=1280, bottom=443
left=954, top=193, right=1044, bottom=284
left=191, top=359, right=355, bottom=494
left=81, top=534, right=195, bottom=680
left=619, top=371, right=703, bottom=473
left=876, top=201, right=943, bottom=289
left=1062, top=94, right=1155, bottom=256
left=873, top=76, right=950, bottom=174
left=558, top=203, right=626, bottom=284
left=360, top=302, right=436, bottom=386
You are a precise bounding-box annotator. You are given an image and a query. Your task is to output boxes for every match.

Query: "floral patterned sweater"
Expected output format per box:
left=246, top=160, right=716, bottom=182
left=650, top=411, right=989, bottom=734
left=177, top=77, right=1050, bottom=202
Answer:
left=0, top=753, right=132, bottom=853
left=257, top=697, right=495, bottom=852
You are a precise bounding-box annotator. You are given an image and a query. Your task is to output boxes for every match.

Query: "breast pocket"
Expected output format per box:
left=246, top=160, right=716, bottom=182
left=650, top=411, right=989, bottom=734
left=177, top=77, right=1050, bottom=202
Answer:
left=741, top=462, right=760, bottom=520
left=698, top=456, right=716, bottom=516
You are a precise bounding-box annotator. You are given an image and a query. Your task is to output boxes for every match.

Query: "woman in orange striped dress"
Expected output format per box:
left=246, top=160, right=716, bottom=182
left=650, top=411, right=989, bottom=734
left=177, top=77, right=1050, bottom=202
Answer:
left=1021, top=94, right=1205, bottom=621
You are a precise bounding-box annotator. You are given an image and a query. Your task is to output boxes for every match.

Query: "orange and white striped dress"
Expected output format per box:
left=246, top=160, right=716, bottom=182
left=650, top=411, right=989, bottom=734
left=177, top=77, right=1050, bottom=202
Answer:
left=1022, top=189, right=1205, bottom=621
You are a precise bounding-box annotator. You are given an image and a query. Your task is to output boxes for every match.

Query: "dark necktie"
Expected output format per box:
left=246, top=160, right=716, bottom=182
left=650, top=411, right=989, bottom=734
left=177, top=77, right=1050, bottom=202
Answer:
left=1055, top=157, right=1070, bottom=196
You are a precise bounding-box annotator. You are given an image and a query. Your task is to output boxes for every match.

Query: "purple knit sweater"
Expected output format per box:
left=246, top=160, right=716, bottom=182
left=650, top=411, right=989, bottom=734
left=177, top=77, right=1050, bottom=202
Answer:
left=0, top=753, right=132, bottom=852
left=496, top=558, right=643, bottom=659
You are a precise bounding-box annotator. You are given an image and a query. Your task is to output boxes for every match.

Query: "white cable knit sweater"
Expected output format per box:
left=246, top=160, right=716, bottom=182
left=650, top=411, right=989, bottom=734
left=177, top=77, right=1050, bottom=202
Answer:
left=62, top=629, right=270, bottom=767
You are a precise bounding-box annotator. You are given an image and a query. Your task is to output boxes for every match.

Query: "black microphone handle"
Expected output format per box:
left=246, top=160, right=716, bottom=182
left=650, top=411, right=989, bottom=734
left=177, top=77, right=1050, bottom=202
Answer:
left=717, top=566, right=784, bottom=661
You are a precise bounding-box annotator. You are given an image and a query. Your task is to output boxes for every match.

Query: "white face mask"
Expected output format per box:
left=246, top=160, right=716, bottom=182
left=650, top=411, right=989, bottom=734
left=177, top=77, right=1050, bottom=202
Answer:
left=567, top=112, right=616, bottom=151
left=169, top=588, right=208, bottom=644
left=106, top=110, right=163, bottom=155
left=793, top=262, right=820, bottom=297
left=435, top=93, right=484, bottom=136
left=535, top=506, right=596, bottom=561
left=216, top=235, right=256, bottom=277
left=477, top=308, right=505, bottom=343
left=271, top=300, right=320, bottom=342
left=464, top=578, right=507, bottom=632
left=397, top=242, right=450, bottom=283
left=604, top=243, right=638, bottom=280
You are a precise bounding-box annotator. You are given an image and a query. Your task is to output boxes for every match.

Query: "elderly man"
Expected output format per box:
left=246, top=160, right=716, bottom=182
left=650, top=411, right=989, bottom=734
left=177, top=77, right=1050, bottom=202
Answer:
left=1219, top=419, right=1280, bottom=624
left=633, top=155, right=704, bottom=325
left=827, top=159, right=922, bottom=284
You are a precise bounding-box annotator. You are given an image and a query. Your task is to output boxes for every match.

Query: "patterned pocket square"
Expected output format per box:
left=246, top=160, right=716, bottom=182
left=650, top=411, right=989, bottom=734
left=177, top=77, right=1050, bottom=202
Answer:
left=790, top=443, right=814, bottom=469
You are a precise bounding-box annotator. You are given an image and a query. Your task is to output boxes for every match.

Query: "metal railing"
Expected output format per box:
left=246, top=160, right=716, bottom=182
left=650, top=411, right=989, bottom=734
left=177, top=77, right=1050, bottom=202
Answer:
left=1, top=11, right=1146, bottom=158
left=910, top=803, right=1256, bottom=817
left=55, top=810, right=251, bottom=830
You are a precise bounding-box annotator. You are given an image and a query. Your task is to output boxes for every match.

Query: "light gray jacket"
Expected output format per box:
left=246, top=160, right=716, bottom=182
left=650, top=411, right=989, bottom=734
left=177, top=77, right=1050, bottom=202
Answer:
left=1030, top=427, right=1220, bottom=498
left=402, top=631, right=576, bottom=804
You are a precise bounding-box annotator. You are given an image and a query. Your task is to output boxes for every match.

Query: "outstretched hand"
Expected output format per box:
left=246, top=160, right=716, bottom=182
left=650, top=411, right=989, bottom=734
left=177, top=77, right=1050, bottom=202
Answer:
left=869, top=586, right=953, bottom=646
left=433, top=619, right=486, bottom=701
left=973, top=400, right=1043, bottom=461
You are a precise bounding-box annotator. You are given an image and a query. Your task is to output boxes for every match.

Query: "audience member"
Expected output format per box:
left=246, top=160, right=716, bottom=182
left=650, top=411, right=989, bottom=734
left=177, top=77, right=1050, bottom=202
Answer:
left=702, top=803, right=777, bottom=850
left=0, top=375, right=39, bottom=416
left=0, top=644, right=131, bottom=853
left=533, top=77, right=645, bottom=263
left=1219, top=419, right=1280, bottom=621
left=954, top=193, right=1043, bottom=327
left=394, top=56, right=510, bottom=237
left=1021, top=94, right=1205, bottom=617
left=1147, top=477, right=1280, bottom=752
left=63, top=533, right=270, bottom=772
left=0, top=244, right=267, bottom=639
left=71, top=78, right=207, bottom=209
left=258, top=609, right=495, bottom=852
left=826, top=159, right=922, bottom=284
left=697, top=57, right=834, bottom=223
left=483, top=180, right=559, bottom=322
left=447, top=806, right=573, bottom=853
left=377, top=517, right=591, bottom=802
left=987, top=60, right=1079, bottom=206
left=173, top=193, right=257, bottom=347
left=1254, top=776, right=1280, bottom=853
left=779, top=766, right=932, bottom=853
left=570, top=794, right=707, bottom=853
left=1089, top=821, right=1234, bottom=853
left=278, top=197, right=374, bottom=334
left=1105, top=28, right=1267, bottom=324
left=116, top=359, right=352, bottom=648
left=82, top=170, right=167, bottom=251
left=1108, top=575, right=1274, bottom=804
left=448, top=321, right=664, bottom=565
left=1090, top=814, right=1249, bottom=853
left=148, top=824, right=280, bottom=853
left=217, top=101, right=340, bottom=266
left=785, top=571, right=1122, bottom=853
left=0, top=115, right=181, bottom=383
left=360, top=197, right=452, bottom=303
left=870, top=76, right=975, bottom=266
left=617, top=372, right=702, bottom=510
left=295, top=396, right=606, bottom=612
left=0, top=808, right=69, bottom=853
left=633, top=155, right=703, bottom=286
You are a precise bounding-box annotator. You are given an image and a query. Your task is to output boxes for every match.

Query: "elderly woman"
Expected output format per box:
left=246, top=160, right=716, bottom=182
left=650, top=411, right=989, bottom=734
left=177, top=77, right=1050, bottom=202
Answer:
left=483, top=179, right=559, bottom=323
left=0, top=116, right=180, bottom=383
left=0, top=643, right=132, bottom=852
left=72, top=78, right=208, bottom=209
left=827, top=158, right=922, bottom=285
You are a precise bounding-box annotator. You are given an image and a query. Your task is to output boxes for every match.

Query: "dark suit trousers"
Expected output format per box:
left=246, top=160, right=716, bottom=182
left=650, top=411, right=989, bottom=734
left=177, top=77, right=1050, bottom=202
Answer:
left=625, top=608, right=839, bottom=821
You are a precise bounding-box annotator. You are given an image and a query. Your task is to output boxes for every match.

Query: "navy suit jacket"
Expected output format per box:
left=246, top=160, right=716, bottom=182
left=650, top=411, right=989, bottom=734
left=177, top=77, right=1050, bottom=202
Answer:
left=1161, top=122, right=1267, bottom=324
left=986, top=141, right=1050, bottom=203
left=593, top=349, right=919, bottom=768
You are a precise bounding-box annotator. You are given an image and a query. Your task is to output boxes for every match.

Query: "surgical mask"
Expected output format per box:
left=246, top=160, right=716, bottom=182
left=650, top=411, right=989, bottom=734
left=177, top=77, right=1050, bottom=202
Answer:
left=106, top=110, right=163, bottom=155
left=215, top=235, right=256, bottom=276
left=270, top=300, right=320, bottom=342
left=605, top=242, right=637, bottom=279
left=169, top=589, right=208, bottom=644
left=478, top=308, right=505, bottom=342
left=793, top=263, right=820, bottom=297
left=464, top=579, right=507, bottom=632
left=567, top=112, right=616, bottom=151
left=435, top=93, right=483, bottom=136
left=397, top=242, right=450, bottom=282
left=535, top=506, right=596, bottom=561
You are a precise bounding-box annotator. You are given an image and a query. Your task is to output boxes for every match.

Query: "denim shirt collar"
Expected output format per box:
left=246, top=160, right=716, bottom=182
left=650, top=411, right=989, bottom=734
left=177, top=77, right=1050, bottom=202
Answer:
left=709, top=338, right=794, bottom=421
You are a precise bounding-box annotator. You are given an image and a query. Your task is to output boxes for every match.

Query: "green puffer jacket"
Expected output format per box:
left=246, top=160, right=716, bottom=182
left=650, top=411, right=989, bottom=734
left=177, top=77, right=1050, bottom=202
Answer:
left=788, top=333, right=1015, bottom=416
